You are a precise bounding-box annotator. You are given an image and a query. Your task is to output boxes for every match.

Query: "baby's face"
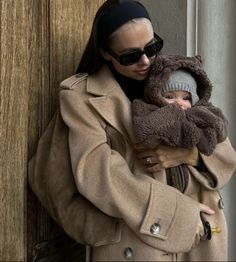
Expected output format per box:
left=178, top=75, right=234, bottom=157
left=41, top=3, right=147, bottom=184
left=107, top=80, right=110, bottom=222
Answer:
left=162, top=90, right=192, bottom=110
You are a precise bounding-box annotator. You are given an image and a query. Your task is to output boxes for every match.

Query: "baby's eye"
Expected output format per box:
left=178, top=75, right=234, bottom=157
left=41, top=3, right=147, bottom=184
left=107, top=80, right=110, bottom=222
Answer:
left=163, top=94, right=174, bottom=99
left=183, top=95, right=191, bottom=101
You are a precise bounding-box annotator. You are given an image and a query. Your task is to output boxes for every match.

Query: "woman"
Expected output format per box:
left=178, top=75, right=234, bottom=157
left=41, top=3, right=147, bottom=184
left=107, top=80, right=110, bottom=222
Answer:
left=31, top=0, right=236, bottom=261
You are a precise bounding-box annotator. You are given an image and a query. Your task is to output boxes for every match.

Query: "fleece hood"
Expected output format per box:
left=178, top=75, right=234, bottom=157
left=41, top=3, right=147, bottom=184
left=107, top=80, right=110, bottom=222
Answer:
left=144, top=55, right=212, bottom=107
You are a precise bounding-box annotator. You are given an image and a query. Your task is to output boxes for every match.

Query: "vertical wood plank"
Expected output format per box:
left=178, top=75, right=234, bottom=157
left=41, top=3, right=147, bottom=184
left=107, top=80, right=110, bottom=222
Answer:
left=27, top=0, right=105, bottom=261
left=0, top=0, right=106, bottom=261
left=27, top=0, right=52, bottom=260
left=28, top=0, right=51, bottom=152
left=50, top=0, right=105, bottom=109
left=0, top=0, right=28, bottom=260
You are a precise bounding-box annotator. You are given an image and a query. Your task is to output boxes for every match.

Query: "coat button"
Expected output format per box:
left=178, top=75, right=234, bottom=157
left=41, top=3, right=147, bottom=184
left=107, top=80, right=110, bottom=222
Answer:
left=124, top=247, right=133, bottom=259
left=150, top=223, right=161, bottom=235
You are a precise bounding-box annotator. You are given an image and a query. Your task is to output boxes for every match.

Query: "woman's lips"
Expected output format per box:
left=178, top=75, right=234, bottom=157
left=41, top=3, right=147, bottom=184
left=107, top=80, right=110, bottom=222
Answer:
left=135, top=68, right=149, bottom=75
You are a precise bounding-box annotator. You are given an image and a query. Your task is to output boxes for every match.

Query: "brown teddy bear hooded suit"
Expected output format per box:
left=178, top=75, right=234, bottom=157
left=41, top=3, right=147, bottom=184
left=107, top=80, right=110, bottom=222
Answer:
left=132, top=55, right=228, bottom=193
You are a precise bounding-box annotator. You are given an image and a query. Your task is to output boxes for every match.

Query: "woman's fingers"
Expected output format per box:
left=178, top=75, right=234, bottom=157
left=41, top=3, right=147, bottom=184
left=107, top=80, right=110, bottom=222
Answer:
left=193, top=204, right=215, bottom=248
left=136, top=150, right=154, bottom=159
left=136, top=149, right=167, bottom=172
left=192, top=220, right=205, bottom=248
left=199, top=203, right=215, bottom=215
left=135, top=143, right=199, bottom=171
left=146, top=163, right=163, bottom=172
left=142, top=156, right=158, bottom=167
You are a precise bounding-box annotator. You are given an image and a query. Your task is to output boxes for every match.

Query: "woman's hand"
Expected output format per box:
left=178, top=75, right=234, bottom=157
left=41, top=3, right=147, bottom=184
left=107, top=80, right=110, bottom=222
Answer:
left=192, top=203, right=215, bottom=248
left=134, top=142, right=199, bottom=172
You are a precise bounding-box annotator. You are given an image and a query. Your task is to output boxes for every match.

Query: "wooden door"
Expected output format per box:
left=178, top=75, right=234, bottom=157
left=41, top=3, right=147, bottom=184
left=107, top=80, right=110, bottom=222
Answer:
left=0, top=1, right=104, bottom=261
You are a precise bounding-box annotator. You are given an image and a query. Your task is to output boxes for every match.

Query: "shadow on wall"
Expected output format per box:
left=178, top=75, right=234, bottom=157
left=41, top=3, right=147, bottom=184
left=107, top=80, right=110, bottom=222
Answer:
left=224, top=2, right=236, bottom=260
left=226, top=1, right=236, bottom=148
left=224, top=4, right=236, bottom=261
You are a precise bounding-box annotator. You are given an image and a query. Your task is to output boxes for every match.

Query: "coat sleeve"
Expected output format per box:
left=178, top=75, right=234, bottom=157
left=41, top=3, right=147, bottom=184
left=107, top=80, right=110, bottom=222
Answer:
left=188, top=137, right=236, bottom=190
left=60, top=89, right=200, bottom=253
left=186, top=105, right=236, bottom=189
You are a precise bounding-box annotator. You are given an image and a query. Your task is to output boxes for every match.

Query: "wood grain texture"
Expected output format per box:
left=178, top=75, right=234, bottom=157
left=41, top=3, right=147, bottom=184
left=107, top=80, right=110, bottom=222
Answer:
left=50, top=0, right=105, bottom=106
left=27, top=0, right=105, bottom=261
left=0, top=0, right=28, bottom=260
left=27, top=0, right=52, bottom=261
left=1, top=0, right=105, bottom=260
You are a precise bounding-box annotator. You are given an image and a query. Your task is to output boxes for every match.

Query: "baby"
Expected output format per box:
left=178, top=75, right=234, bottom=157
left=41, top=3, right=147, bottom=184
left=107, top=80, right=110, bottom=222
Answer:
left=132, top=55, right=228, bottom=158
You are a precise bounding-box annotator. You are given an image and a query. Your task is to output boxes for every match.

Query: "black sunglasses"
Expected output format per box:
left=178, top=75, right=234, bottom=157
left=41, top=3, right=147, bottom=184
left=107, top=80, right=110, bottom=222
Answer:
left=106, top=33, right=163, bottom=66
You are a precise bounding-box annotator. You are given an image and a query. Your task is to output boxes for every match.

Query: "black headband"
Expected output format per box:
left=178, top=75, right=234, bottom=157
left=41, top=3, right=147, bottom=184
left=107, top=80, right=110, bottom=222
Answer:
left=98, top=1, right=151, bottom=48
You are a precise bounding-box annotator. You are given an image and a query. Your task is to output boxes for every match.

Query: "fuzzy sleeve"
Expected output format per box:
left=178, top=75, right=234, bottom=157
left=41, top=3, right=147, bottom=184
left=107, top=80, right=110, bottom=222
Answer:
left=188, top=137, right=236, bottom=190
left=132, top=99, right=201, bottom=149
left=186, top=104, right=228, bottom=156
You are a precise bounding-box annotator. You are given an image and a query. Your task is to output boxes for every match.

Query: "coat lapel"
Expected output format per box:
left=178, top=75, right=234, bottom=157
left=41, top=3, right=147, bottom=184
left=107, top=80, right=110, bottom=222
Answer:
left=86, top=65, right=136, bottom=143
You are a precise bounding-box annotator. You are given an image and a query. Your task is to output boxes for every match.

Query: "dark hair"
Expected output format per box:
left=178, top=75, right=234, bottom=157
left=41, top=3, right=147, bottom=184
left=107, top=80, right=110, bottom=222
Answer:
left=76, top=0, right=149, bottom=74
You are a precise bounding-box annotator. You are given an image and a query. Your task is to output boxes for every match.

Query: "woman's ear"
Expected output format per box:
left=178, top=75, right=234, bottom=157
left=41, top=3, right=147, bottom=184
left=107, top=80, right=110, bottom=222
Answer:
left=100, top=48, right=111, bottom=61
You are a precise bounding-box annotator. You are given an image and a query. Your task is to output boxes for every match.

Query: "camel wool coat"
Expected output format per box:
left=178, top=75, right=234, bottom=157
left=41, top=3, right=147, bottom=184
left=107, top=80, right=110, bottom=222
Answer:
left=59, top=65, right=236, bottom=261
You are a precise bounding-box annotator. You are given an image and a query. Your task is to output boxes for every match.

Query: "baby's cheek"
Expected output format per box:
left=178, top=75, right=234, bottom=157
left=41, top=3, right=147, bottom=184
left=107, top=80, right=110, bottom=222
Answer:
left=185, top=102, right=192, bottom=109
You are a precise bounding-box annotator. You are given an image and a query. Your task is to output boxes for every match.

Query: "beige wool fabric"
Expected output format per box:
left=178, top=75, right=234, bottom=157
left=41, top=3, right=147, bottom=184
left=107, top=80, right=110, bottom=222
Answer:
left=29, top=66, right=236, bottom=261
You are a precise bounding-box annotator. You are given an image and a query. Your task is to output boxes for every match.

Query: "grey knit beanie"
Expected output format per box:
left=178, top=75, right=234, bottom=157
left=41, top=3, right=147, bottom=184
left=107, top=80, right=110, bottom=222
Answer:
left=161, top=70, right=199, bottom=105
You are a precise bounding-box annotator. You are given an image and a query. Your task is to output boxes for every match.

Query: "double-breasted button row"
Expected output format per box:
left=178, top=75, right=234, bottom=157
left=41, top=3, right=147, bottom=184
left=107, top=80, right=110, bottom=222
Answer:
left=150, top=223, right=161, bottom=235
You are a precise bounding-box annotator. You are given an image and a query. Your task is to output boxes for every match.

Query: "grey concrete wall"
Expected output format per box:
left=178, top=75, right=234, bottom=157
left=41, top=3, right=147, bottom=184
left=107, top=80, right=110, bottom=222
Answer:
left=139, top=0, right=187, bottom=55
left=197, top=1, right=236, bottom=260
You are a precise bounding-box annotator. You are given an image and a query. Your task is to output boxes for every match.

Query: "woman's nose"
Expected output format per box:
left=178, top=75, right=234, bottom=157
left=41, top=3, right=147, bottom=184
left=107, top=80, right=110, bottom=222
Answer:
left=138, top=54, right=150, bottom=65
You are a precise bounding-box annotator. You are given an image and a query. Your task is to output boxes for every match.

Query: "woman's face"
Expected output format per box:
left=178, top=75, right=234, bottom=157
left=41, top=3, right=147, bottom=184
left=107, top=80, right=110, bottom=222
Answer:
left=103, top=19, right=155, bottom=80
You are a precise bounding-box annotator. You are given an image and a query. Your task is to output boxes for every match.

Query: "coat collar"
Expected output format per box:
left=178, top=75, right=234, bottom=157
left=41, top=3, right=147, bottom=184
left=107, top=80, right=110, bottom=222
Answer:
left=86, top=65, right=136, bottom=144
